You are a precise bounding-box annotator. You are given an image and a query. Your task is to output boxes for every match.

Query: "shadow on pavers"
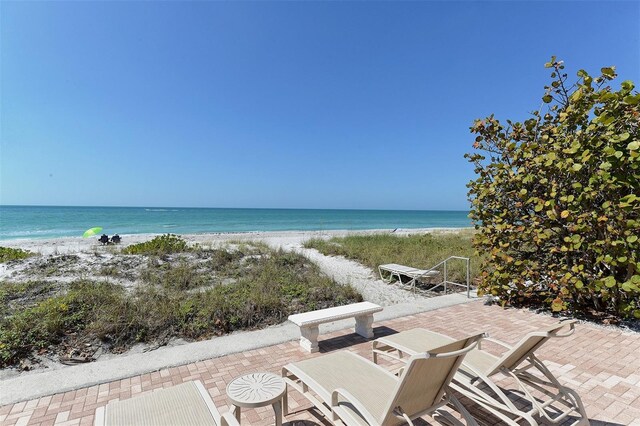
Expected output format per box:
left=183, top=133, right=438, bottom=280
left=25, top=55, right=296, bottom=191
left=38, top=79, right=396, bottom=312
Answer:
left=316, top=326, right=399, bottom=353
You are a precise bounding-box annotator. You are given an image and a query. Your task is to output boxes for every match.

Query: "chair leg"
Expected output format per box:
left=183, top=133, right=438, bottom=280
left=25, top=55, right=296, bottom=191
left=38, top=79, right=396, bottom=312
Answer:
left=447, top=392, right=479, bottom=426
left=283, top=383, right=289, bottom=416
left=507, top=356, right=588, bottom=425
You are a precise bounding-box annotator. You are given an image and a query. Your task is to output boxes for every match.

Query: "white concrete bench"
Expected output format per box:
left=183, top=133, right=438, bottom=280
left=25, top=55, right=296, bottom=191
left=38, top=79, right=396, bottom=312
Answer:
left=288, top=302, right=383, bottom=353
left=378, top=263, right=439, bottom=286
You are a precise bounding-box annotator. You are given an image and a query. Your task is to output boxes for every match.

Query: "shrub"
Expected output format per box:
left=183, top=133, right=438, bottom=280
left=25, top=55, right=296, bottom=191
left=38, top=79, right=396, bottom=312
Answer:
left=122, top=234, right=188, bottom=256
left=0, top=247, right=33, bottom=263
left=0, top=280, right=125, bottom=366
left=466, top=58, right=640, bottom=319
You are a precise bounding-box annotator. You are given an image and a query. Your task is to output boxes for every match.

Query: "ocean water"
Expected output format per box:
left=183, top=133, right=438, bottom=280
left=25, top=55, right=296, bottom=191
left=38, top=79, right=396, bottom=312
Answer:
left=0, top=206, right=471, bottom=240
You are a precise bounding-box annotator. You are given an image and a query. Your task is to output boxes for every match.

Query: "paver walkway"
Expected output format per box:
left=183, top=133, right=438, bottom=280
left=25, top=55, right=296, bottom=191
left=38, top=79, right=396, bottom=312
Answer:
left=2, top=301, right=639, bottom=426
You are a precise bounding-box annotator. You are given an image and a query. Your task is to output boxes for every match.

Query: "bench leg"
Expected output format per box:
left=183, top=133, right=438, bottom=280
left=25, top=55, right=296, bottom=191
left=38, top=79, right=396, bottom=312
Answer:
left=355, top=314, right=374, bottom=339
left=300, top=325, right=319, bottom=353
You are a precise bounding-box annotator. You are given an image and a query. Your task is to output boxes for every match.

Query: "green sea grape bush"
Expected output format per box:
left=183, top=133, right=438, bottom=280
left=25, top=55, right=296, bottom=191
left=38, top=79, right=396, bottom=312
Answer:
left=466, top=58, right=640, bottom=319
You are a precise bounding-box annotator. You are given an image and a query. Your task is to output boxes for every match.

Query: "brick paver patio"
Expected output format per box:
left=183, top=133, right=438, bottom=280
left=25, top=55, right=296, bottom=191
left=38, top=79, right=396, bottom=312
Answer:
left=1, top=301, right=639, bottom=426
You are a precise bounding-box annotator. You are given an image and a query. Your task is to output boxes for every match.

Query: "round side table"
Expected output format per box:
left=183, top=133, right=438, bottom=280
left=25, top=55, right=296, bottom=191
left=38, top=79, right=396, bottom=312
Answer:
left=226, top=372, right=286, bottom=426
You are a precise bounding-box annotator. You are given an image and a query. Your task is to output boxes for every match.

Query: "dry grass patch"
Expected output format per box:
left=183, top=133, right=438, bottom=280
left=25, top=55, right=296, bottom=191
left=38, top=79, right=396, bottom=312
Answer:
left=305, top=230, right=480, bottom=285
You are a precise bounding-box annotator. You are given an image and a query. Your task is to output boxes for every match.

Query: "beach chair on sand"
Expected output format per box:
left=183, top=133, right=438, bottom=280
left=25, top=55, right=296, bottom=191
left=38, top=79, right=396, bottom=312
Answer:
left=282, top=333, right=485, bottom=425
left=378, top=263, right=439, bottom=292
left=94, top=380, right=239, bottom=426
left=372, top=321, right=588, bottom=425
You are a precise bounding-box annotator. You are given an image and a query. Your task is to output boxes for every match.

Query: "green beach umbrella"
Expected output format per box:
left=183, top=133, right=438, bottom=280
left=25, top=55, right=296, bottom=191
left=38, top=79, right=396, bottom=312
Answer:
left=83, top=227, right=103, bottom=238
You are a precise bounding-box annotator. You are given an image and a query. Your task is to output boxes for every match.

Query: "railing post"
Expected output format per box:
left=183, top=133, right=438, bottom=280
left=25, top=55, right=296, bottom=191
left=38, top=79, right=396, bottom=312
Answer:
left=466, top=257, right=470, bottom=298
left=444, top=260, right=448, bottom=294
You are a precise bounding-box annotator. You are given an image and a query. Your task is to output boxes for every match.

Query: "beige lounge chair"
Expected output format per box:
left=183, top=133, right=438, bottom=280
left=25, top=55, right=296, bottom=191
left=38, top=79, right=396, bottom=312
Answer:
left=372, top=321, right=588, bottom=425
left=282, top=333, right=485, bottom=425
left=94, top=380, right=239, bottom=426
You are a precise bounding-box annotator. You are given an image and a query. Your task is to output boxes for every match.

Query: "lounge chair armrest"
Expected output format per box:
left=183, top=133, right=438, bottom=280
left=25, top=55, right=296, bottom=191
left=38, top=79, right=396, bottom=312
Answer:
left=220, top=412, right=241, bottom=426
left=551, top=321, right=576, bottom=338
left=331, top=388, right=380, bottom=426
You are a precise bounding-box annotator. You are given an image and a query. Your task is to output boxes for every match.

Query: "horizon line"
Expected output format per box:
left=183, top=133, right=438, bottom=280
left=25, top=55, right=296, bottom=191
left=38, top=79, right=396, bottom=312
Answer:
left=0, top=204, right=470, bottom=213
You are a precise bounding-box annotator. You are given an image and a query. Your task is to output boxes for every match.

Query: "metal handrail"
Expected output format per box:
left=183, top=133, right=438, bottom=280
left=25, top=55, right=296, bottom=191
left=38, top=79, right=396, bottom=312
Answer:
left=407, top=256, right=471, bottom=298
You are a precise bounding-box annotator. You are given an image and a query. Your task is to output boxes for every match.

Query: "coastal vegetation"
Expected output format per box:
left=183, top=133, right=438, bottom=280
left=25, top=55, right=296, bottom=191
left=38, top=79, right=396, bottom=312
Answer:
left=467, top=58, right=640, bottom=320
left=122, top=234, right=189, bottom=255
left=0, top=247, right=34, bottom=263
left=304, top=231, right=479, bottom=287
left=0, top=237, right=361, bottom=368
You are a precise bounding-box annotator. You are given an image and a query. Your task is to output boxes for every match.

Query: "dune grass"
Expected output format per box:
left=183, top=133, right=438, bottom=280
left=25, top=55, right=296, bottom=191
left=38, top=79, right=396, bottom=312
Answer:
left=0, top=240, right=362, bottom=368
left=304, top=230, right=480, bottom=285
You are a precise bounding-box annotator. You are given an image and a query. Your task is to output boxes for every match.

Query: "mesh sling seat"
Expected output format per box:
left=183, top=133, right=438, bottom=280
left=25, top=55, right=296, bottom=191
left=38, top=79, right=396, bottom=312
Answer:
left=372, top=322, right=588, bottom=425
left=94, top=380, right=239, bottom=426
left=282, top=333, right=484, bottom=425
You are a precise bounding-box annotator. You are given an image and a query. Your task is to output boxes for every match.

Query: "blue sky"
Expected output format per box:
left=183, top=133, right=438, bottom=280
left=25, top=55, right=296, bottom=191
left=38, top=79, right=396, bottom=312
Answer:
left=1, top=1, right=638, bottom=210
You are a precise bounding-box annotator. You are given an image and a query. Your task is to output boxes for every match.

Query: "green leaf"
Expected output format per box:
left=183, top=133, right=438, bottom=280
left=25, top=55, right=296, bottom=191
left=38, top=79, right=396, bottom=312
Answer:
left=601, top=67, right=616, bottom=77
left=572, top=164, right=583, bottom=171
left=604, top=276, right=616, bottom=288
left=542, top=94, right=553, bottom=103
left=627, top=141, right=640, bottom=151
left=623, top=93, right=640, bottom=105
left=621, top=80, right=634, bottom=91
left=627, top=235, right=638, bottom=243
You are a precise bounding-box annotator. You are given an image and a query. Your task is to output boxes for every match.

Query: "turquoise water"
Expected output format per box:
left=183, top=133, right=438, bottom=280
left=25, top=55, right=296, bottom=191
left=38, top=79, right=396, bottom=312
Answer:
left=0, top=206, right=471, bottom=240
